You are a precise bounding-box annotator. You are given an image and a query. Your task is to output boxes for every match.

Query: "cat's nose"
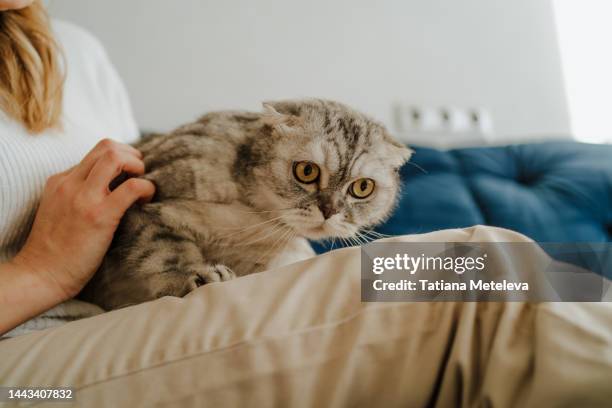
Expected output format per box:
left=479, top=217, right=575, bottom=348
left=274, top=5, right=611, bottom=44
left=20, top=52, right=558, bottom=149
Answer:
left=318, top=202, right=338, bottom=219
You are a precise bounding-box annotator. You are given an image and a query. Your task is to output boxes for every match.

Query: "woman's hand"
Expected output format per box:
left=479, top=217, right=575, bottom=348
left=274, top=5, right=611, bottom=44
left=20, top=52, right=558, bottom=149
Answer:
left=11, top=139, right=155, bottom=301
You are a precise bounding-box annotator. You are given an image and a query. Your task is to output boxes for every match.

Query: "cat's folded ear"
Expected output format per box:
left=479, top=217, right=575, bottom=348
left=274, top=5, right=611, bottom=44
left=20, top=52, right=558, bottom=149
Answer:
left=261, top=101, right=303, bottom=129
left=262, top=101, right=302, bottom=117
left=383, top=134, right=414, bottom=168
left=262, top=103, right=285, bottom=124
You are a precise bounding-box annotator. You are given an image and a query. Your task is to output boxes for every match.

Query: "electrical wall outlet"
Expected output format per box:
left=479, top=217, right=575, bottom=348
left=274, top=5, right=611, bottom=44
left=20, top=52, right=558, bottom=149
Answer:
left=392, top=103, right=495, bottom=148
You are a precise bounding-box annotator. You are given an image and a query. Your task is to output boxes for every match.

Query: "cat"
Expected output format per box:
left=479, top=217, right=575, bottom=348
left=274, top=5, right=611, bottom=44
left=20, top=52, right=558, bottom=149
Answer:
left=80, top=99, right=412, bottom=310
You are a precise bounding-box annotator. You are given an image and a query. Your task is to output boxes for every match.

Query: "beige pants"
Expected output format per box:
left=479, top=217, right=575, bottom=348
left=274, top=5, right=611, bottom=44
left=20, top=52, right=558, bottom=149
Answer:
left=1, top=226, right=611, bottom=407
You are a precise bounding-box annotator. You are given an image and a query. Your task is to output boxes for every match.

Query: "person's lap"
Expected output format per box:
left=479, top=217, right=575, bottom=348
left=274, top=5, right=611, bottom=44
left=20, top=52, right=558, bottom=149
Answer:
left=1, top=226, right=611, bottom=407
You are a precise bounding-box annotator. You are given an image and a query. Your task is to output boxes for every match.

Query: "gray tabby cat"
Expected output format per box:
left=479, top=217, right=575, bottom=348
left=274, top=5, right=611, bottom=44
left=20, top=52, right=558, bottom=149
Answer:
left=80, top=99, right=412, bottom=310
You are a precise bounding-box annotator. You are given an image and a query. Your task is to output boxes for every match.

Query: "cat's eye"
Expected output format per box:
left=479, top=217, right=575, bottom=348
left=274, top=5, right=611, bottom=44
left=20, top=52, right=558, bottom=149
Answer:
left=349, top=178, right=375, bottom=199
left=293, top=161, right=320, bottom=184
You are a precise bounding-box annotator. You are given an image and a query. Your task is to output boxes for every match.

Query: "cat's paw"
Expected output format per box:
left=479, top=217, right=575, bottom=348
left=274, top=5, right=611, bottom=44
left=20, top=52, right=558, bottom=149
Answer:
left=187, top=264, right=236, bottom=290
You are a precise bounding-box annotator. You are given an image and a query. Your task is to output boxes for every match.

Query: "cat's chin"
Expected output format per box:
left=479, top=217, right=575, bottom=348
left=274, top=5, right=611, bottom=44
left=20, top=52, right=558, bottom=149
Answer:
left=297, top=223, right=355, bottom=241
left=301, top=226, right=331, bottom=240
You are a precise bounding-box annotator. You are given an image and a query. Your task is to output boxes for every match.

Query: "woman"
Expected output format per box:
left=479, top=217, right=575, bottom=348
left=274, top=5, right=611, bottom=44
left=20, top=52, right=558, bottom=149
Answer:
left=0, top=0, right=155, bottom=336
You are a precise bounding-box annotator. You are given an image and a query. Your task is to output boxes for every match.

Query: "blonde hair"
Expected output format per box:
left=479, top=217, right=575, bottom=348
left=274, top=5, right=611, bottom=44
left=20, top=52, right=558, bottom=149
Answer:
left=0, top=0, right=64, bottom=134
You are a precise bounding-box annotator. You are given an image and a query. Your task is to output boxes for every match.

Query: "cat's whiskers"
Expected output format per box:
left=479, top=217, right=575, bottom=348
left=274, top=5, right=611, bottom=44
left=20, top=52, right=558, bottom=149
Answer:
left=215, top=195, right=313, bottom=247
left=252, top=226, right=294, bottom=268
left=355, top=231, right=375, bottom=245
left=361, top=229, right=391, bottom=239
left=218, top=215, right=285, bottom=238
left=362, top=229, right=381, bottom=237
left=406, top=161, right=428, bottom=174
left=232, top=198, right=317, bottom=215
left=234, top=206, right=296, bottom=214
left=212, top=223, right=288, bottom=259
left=353, top=233, right=366, bottom=246
left=351, top=232, right=371, bottom=247
left=339, top=236, right=351, bottom=248
left=361, top=232, right=380, bottom=242
left=236, top=222, right=290, bottom=247
left=216, top=223, right=288, bottom=250
left=329, top=236, right=337, bottom=251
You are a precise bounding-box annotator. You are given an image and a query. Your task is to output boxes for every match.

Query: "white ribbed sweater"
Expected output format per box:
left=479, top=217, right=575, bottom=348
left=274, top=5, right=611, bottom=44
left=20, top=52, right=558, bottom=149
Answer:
left=0, top=20, right=138, bottom=263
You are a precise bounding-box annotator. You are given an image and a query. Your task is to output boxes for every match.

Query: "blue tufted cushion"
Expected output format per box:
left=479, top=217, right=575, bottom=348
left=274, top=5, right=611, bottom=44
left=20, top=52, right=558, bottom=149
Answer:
left=314, top=141, right=612, bottom=252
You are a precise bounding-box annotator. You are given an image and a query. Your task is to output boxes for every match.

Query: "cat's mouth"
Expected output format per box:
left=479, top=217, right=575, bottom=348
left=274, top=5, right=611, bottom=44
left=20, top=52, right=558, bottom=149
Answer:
left=279, top=209, right=356, bottom=240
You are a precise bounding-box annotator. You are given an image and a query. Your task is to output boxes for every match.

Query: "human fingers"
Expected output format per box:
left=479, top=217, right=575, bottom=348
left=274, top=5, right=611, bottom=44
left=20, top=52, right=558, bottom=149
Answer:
left=105, top=178, right=156, bottom=217
left=70, top=139, right=143, bottom=181
left=85, top=149, right=146, bottom=196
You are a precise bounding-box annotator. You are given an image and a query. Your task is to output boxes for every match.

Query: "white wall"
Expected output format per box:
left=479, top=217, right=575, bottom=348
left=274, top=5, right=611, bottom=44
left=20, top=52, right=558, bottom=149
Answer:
left=553, top=0, right=612, bottom=144
left=48, top=0, right=570, bottom=142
